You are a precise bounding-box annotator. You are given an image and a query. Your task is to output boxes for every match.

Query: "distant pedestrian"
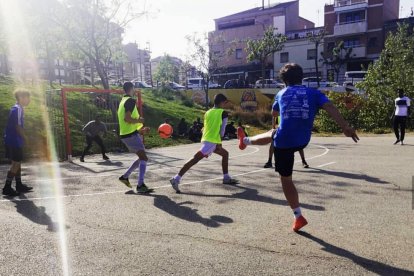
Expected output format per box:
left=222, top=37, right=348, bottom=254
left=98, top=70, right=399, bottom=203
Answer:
left=80, top=116, right=109, bottom=162
left=178, top=118, right=188, bottom=137
left=3, top=89, right=33, bottom=197
left=391, top=88, right=410, bottom=145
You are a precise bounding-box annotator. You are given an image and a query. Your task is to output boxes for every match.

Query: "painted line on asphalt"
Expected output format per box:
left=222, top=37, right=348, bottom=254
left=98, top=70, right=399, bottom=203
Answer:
left=0, top=144, right=329, bottom=202
left=316, top=162, right=337, bottom=168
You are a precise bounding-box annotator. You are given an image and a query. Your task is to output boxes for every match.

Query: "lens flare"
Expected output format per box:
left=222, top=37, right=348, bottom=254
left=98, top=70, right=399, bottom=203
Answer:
left=0, top=0, right=70, bottom=275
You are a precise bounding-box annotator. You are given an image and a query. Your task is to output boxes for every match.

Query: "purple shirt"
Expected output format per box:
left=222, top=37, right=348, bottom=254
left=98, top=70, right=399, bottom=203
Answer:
left=4, top=103, right=24, bottom=147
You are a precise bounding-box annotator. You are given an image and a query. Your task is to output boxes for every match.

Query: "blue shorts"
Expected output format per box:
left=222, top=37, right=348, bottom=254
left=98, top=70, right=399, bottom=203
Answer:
left=121, top=133, right=145, bottom=153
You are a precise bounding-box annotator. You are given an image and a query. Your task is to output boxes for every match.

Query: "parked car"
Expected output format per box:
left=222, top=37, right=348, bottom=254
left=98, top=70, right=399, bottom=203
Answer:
left=167, top=81, right=186, bottom=91
left=254, top=79, right=285, bottom=89
left=302, top=77, right=336, bottom=88
left=223, top=79, right=246, bottom=89
left=187, top=78, right=221, bottom=89
left=343, top=71, right=367, bottom=86
left=133, top=81, right=152, bottom=89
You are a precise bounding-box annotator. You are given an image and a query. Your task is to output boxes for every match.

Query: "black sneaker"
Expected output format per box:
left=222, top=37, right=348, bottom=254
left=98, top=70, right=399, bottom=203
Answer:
left=393, top=139, right=400, bottom=145
left=103, top=155, right=109, bottom=160
left=263, top=162, right=272, bottom=168
left=118, top=176, right=132, bottom=188
left=2, top=187, right=20, bottom=197
left=16, top=184, right=33, bottom=193
left=136, top=184, right=154, bottom=194
left=80, top=157, right=85, bottom=162
left=302, top=161, right=309, bottom=168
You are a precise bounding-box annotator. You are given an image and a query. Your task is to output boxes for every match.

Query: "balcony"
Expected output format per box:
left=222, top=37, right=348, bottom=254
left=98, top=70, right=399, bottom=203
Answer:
left=334, top=0, right=368, bottom=12
left=334, top=20, right=367, bottom=35
left=348, top=46, right=366, bottom=58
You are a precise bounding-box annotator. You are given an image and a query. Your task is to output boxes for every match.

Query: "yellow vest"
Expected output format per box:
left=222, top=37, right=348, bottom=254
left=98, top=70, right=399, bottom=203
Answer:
left=201, top=108, right=224, bottom=144
left=117, top=96, right=143, bottom=136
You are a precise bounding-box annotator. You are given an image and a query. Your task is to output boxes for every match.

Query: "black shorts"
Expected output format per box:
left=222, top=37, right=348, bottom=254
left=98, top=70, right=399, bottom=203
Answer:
left=274, top=144, right=307, bottom=177
left=5, top=145, right=23, bottom=162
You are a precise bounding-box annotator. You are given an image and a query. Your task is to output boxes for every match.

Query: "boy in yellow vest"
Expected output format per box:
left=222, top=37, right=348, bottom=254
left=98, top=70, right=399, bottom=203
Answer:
left=170, top=94, right=239, bottom=193
left=117, top=82, right=153, bottom=193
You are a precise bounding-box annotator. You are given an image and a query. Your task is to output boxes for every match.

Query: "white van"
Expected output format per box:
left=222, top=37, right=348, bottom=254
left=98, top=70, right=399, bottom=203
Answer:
left=343, top=71, right=367, bottom=86
left=187, top=78, right=220, bottom=89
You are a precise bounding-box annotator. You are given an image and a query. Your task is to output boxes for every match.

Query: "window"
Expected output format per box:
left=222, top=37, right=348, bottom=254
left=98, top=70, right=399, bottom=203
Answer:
left=368, top=37, right=377, bottom=48
left=280, top=52, right=289, bottom=63
left=307, top=49, right=317, bottom=60
left=235, top=49, right=242, bottom=59
left=344, top=38, right=360, bottom=48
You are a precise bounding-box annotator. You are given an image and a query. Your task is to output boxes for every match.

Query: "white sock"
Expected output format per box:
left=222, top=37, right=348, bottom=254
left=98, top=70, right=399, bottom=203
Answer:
left=243, top=137, right=252, bottom=145
left=223, top=173, right=230, bottom=180
left=293, top=207, right=302, bottom=219
left=174, top=174, right=182, bottom=183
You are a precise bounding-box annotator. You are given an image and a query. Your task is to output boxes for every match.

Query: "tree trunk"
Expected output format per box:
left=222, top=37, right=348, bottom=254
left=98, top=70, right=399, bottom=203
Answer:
left=204, top=75, right=209, bottom=109
left=261, top=61, right=266, bottom=88
left=94, top=59, right=109, bottom=89
left=315, top=42, right=320, bottom=87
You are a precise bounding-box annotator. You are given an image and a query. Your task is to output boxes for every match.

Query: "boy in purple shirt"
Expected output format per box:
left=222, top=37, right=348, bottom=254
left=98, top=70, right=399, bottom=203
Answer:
left=239, top=64, right=359, bottom=231
left=3, top=89, right=33, bottom=197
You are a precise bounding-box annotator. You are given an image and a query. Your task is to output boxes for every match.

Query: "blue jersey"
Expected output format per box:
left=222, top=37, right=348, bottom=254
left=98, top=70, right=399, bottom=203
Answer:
left=272, top=85, right=329, bottom=148
left=4, top=103, right=25, bottom=147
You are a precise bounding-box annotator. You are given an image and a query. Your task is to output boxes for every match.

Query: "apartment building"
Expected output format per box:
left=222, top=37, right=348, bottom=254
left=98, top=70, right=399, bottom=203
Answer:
left=274, top=27, right=324, bottom=78
left=123, top=43, right=152, bottom=84
left=324, top=0, right=400, bottom=81
left=209, top=0, right=314, bottom=85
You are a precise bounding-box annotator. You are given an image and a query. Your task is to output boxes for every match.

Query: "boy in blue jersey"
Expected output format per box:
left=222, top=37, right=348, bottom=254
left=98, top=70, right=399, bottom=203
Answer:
left=239, top=63, right=359, bottom=231
left=3, top=89, right=33, bottom=197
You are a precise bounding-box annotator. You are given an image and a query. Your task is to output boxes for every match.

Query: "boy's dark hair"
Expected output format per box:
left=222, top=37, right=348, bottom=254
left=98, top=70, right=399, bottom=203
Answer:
left=123, top=81, right=134, bottom=93
left=279, top=63, right=303, bottom=86
left=397, top=88, right=404, bottom=95
left=14, top=89, right=31, bottom=101
left=214, top=93, right=227, bottom=106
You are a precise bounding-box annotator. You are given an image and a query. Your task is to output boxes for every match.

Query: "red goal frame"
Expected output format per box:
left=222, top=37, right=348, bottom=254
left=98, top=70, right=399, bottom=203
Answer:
left=60, top=87, right=143, bottom=161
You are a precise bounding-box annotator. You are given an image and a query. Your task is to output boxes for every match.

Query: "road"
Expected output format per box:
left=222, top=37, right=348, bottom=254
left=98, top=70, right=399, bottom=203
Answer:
left=0, top=136, right=413, bottom=275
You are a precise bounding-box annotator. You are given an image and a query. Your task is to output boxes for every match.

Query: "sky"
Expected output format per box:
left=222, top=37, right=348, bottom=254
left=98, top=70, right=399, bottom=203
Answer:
left=123, top=0, right=414, bottom=59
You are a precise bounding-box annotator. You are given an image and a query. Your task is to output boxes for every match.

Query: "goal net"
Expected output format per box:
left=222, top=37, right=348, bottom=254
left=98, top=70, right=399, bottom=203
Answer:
left=45, top=88, right=143, bottom=161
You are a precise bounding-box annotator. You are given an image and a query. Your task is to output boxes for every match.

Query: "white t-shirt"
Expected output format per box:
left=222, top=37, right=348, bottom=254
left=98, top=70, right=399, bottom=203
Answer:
left=395, top=96, right=411, bottom=116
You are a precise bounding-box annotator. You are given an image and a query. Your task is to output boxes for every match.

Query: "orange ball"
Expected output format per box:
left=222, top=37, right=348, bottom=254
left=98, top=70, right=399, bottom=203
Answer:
left=158, top=123, right=173, bottom=139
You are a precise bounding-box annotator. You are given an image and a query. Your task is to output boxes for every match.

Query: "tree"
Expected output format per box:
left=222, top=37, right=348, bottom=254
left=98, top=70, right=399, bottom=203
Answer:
left=186, top=32, right=232, bottom=108
left=245, top=26, right=287, bottom=87
left=358, top=23, right=414, bottom=130
left=321, top=41, right=353, bottom=83
left=48, top=0, right=144, bottom=89
left=307, top=29, right=326, bottom=87
left=154, top=55, right=180, bottom=84
left=0, top=22, right=8, bottom=75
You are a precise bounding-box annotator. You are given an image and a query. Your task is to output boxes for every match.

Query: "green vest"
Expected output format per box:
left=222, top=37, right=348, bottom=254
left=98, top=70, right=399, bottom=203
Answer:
left=201, top=108, right=224, bottom=144
left=117, top=96, right=143, bottom=136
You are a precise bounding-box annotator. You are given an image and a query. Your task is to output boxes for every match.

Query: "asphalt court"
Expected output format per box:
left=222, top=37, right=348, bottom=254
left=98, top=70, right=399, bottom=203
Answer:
left=0, top=136, right=413, bottom=275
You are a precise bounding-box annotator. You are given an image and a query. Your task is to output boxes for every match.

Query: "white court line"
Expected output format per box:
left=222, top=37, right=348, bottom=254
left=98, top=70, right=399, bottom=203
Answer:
left=27, top=146, right=260, bottom=182
left=0, top=144, right=329, bottom=202
left=317, top=162, right=336, bottom=168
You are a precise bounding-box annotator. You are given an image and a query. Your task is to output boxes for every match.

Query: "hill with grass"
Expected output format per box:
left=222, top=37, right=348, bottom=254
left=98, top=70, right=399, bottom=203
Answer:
left=0, top=81, right=206, bottom=161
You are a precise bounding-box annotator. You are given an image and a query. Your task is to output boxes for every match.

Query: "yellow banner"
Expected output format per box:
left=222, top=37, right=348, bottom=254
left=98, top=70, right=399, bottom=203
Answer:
left=182, top=88, right=279, bottom=111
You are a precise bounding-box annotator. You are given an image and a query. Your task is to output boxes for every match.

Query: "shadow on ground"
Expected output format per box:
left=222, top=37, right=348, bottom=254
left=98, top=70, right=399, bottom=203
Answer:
left=298, top=232, right=414, bottom=275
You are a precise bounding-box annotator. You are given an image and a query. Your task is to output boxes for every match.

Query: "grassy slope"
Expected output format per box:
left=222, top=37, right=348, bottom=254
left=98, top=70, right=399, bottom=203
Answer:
left=0, top=83, right=206, bottom=160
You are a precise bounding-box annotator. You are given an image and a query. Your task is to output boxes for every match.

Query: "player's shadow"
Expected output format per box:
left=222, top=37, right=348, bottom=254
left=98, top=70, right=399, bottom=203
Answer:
left=181, top=185, right=325, bottom=211
left=147, top=193, right=233, bottom=228
left=95, top=160, right=123, bottom=167
left=297, top=232, right=414, bottom=275
left=13, top=194, right=61, bottom=232
left=306, top=168, right=389, bottom=185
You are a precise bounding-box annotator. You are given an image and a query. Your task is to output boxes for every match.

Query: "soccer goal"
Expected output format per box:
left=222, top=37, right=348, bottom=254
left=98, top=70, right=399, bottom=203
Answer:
left=45, top=88, right=143, bottom=161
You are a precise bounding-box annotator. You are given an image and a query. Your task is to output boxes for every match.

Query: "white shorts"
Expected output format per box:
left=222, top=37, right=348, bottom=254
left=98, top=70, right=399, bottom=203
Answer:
left=199, top=142, right=217, bottom=157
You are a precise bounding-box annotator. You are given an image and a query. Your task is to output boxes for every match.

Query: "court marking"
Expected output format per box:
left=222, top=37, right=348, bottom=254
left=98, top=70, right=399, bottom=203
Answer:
left=317, top=162, right=336, bottom=168
left=0, top=144, right=330, bottom=203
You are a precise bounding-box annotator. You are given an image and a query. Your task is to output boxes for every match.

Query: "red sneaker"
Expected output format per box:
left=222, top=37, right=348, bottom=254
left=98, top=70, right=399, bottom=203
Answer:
left=293, top=215, right=308, bottom=232
left=237, top=127, right=246, bottom=150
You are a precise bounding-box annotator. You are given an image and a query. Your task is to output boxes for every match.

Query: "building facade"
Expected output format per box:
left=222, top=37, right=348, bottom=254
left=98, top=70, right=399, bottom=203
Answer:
left=274, top=27, right=325, bottom=78
left=324, top=0, right=400, bottom=82
left=209, top=0, right=314, bottom=85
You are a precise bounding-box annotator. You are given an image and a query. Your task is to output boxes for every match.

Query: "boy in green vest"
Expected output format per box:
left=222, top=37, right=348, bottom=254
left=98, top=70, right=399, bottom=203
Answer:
left=117, top=82, right=153, bottom=194
left=170, top=94, right=239, bottom=193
